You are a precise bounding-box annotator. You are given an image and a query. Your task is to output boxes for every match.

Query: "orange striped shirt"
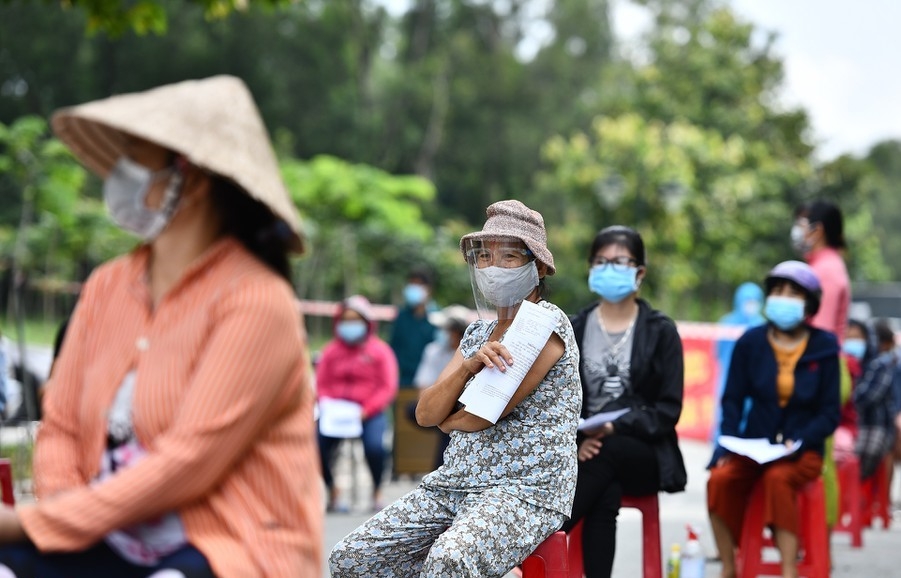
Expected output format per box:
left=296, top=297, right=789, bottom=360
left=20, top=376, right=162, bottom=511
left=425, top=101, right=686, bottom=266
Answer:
left=18, top=237, right=323, bottom=578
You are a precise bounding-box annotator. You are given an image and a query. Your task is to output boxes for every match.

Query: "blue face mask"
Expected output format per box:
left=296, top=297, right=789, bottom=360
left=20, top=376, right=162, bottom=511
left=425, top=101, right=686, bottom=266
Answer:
left=764, top=296, right=806, bottom=331
left=588, top=266, right=638, bottom=303
left=842, top=338, right=867, bottom=361
left=336, top=320, right=367, bottom=344
left=403, top=284, right=428, bottom=307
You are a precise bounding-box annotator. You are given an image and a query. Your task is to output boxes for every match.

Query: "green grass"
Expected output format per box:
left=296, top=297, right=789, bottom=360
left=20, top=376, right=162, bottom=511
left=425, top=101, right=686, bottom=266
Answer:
left=0, top=316, right=64, bottom=347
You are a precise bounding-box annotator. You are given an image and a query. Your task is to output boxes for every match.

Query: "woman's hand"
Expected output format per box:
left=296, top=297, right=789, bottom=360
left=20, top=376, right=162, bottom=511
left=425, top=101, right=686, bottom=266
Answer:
left=578, top=437, right=604, bottom=462
left=0, top=507, right=25, bottom=543
left=461, top=342, right=513, bottom=376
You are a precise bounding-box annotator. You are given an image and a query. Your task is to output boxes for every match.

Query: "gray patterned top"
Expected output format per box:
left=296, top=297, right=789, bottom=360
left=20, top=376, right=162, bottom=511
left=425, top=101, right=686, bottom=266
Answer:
left=422, top=300, right=582, bottom=516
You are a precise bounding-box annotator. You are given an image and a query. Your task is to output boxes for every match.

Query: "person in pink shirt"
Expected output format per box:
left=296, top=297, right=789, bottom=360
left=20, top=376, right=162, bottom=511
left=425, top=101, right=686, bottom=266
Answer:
left=792, top=200, right=851, bottom=342
left=316, top=295, right=399, bottom=513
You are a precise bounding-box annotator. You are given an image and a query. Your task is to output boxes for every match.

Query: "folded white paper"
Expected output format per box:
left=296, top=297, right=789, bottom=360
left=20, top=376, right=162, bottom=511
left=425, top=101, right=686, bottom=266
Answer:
left=318, top=398, right=364, bottom=438
left=458, top=300, right=557, bottom=424
left=718, top=435, right=802, bottom=464
left=577, top=408, right=631, bottom=432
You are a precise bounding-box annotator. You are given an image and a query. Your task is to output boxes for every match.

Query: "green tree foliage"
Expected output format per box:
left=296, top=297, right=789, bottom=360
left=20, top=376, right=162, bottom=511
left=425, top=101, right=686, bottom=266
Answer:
left=0, top=0, right=291, bottom=36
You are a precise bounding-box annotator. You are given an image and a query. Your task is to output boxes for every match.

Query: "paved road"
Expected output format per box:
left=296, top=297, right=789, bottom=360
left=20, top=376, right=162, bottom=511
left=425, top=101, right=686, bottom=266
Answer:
left=322, top=439, right=901, bottom=577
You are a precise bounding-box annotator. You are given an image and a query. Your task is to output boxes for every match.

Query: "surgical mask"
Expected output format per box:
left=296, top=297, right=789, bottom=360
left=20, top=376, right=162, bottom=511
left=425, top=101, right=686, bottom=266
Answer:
left=434, top=330, right=449, bottom=348
left=842, top=338, right=867, bottom=361
left=790, top=224, right=810, bottom=255
left=764, top=296, right=806, bottom=331
left=103, top=157, right=182, bottom=241
left=473, top=262, right=539, bottom=308
left=403, top=284, right=428, bottom=307
left=588, top=265, right=638, bottom=303
left=336, top=320, right=368, bottom=344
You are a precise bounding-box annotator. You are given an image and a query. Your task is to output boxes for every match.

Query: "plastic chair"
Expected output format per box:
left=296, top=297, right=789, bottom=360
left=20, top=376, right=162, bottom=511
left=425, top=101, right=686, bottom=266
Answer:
left=521, top=531, right=570, bottom=578
left=834, top=456, right=864, bottom=547
left=736, top=477, right=828, bottom=578
left=861, top=457, right=891, bottom=529
left=567, top=494, right=662, bottom=578
left=0, top=458, right=14, bottom=506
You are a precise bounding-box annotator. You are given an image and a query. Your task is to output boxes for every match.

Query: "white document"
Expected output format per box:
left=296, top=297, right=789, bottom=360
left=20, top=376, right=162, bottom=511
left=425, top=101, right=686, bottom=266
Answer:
left=718, top=435, right=802, bottom=464
left=577, top=408, right=631, bottom=432
left=318, top=398, right=364, bottom=438
left=457, top=300, right=557, bottom=424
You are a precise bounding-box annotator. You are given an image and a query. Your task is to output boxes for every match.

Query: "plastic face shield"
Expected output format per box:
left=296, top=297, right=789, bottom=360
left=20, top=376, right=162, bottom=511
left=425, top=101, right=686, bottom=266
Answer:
left=463, top=237, right=538, bottom=321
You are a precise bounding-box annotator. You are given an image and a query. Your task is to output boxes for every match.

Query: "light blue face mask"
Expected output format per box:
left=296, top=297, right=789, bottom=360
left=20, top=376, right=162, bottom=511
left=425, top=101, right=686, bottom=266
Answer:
left=403, top=284, right=428, bottom=307
left=336, top=320, right=368, bottom=344
left=588, top=266, right=638, bottom=303
left=764, top=296, right=806, bottom=331
left=842, top=338, right=867, bottom=361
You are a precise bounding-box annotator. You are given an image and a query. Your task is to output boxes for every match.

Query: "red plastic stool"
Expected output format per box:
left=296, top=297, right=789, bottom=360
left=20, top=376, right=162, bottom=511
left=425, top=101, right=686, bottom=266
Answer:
left=521, top=531, right=570, bottom=578
left=567, top=494, right=662, bottom=578
left=0, top=459, right=13, bottom=506
left=834, top=456, right=864, bottom=547
left=861, top=457, right=891, bottom=529
left=736, top=477, right=828, bottom=578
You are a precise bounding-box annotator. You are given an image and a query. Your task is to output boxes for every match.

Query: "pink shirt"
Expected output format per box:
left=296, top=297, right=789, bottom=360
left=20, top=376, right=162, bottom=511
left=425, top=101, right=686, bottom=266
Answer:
left=807, top=247, right=850, bottom=342
left=315, top=336, right=398, bottom=419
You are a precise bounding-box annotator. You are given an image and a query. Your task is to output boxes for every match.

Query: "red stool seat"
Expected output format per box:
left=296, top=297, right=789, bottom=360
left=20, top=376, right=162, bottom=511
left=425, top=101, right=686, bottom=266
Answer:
left=861, top=457, right=891, bottom=529
left=736, top=477, right=828, bottom=578
left=567, top=494, right=662, bottom=578
left=0, top=459, right=13, bottom=506
left=521, top=531, right=570, bottom=578
left=834, top=456, right=864, bottom=548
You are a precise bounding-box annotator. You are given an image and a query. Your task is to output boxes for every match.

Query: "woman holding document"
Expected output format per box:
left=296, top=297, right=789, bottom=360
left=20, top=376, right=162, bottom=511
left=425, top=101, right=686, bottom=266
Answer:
left=329, top=200, right=582, bottom=578
left=563, top=225, right=686, bottom=578
left=707, top=260, right=841, bottom=578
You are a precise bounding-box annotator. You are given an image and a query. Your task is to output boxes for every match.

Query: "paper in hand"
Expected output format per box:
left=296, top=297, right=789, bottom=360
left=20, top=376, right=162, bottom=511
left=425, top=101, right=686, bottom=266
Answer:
left=577, top=408, right=631, bottom=432
left=718, top=435, right=802, bottom=464
left=457, top=300, right=557, bottom=424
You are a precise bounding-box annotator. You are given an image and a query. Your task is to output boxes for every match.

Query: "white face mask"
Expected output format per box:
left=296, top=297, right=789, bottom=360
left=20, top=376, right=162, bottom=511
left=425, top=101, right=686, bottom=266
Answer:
left=790, top=223, right=810, bottom=255
left=103, top=157, right=182, bottom=241
left=473, top=261, right=539, bottom=308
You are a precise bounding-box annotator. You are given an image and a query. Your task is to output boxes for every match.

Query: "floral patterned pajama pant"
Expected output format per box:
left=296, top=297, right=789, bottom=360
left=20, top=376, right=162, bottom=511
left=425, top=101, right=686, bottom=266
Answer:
left=329, top=485, right=565, bottom=578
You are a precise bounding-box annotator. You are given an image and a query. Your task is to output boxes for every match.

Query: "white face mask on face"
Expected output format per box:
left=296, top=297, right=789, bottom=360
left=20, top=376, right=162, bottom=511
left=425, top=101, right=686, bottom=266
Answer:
left=473, top=261, right=539, bottom=308
left=103, top=157, right=182, bottom=241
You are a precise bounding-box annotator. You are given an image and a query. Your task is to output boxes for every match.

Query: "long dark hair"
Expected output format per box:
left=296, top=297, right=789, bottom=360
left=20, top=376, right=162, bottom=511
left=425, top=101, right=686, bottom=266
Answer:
left=210, top=176, right=293, bottom=282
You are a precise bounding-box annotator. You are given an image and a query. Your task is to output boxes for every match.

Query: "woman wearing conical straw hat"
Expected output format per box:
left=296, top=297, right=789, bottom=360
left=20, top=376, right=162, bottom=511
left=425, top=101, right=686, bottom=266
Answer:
left=0, top=77, right=322, bottom=577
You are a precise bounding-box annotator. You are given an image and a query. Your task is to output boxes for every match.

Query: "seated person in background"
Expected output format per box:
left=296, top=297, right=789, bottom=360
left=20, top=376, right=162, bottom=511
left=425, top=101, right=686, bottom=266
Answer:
left=853, top=319, right=898, bottom=480
left=832, top=319, right=872, bottom=462
left=412, top=304, right=473, bottom=470
left=562, top=225, right=686, bottom=578
left=316, top=295, right=399, bottom=513
left=707, top=260, right=840, bottom=578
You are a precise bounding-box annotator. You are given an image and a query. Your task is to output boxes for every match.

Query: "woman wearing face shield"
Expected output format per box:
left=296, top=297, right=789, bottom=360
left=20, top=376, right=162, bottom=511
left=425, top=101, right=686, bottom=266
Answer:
left=563, top=226, right=687, bottom=578
left=0, top=77, right=322, bottom=577
left=329, top=200, right=582, bottom=578
left=707, top=260, right=841, bottom=578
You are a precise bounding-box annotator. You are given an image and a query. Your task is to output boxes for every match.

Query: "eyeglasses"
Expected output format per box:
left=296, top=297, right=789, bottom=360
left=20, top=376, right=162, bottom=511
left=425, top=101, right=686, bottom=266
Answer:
left=465, top=247, right=533, bottom=269
left=590, top=256, right=638, bottom=272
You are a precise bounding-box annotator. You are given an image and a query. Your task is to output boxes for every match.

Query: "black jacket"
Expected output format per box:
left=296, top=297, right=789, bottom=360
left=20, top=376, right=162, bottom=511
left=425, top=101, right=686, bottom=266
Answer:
left=570, top=298, right=687, bottom=493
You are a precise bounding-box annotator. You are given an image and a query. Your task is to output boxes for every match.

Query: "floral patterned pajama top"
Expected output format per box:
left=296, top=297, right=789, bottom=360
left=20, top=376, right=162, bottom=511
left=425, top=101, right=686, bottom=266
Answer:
left=421, top=300, right=582, bottom=517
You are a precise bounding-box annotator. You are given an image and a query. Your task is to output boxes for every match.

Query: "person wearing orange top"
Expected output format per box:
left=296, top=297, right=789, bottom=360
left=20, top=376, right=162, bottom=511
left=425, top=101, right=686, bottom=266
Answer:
left=707, top=261, right=840, bottom=578
left=0, top=76, right=322, bottom=577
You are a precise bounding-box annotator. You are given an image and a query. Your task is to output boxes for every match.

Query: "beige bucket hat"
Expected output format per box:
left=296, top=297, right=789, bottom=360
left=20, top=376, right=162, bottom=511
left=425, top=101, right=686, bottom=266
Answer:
left=51, top=75, right=305, bottom=253
left=460, top=199, right=555, bottom=275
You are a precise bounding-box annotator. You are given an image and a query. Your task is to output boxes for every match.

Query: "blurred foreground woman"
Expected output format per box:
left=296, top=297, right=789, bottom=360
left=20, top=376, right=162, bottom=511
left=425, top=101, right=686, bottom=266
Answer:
left=0, top=76, right=322, bottom=577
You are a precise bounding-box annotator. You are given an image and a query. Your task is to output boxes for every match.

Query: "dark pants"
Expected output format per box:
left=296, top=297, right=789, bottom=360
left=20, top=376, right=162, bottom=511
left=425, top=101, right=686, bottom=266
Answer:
left=560, top=434, right=659, bottom=578
left=319, top=411, right=388, bottom=491
left=0, top=541, right=215, bottom=577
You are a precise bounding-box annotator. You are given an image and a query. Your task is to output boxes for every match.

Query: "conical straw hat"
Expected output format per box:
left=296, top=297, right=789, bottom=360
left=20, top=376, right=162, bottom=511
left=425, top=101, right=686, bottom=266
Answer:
left=51, top=75, right=305, bottom=253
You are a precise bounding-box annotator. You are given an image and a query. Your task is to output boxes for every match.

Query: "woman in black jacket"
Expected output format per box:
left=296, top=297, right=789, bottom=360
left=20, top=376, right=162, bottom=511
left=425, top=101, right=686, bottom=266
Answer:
left=562, top=225, right=686, bottom=578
